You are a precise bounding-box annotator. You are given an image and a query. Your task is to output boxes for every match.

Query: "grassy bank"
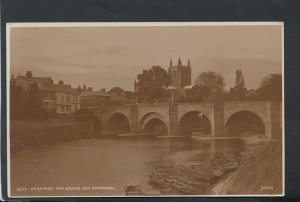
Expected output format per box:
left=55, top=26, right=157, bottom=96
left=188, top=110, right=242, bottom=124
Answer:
left=213, top=141, right=283, bottom=195
left=10, top=119, right=98, bottom=154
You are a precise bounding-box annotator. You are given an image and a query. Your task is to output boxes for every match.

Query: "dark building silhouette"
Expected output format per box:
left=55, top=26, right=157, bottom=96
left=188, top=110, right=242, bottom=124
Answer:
left=168, top=57, right=192, bottom=89
left=13, top=71, right=56, bottom=113
left=133, top=57, right=192, bottom=101
left=168, top=57, right=192, bottom=98
left=80, top=91, right=131, bottom=109
left=13, top=71, right=81, bottom=114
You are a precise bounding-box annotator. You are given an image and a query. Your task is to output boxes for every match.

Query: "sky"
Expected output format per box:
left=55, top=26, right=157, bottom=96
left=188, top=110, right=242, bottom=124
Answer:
left=10, top=24, right=282, bottom=91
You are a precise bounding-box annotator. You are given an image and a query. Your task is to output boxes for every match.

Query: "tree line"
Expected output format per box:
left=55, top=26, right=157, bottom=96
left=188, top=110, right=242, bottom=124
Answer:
left=10, top=81, right=46, bottom=120
left=133, top=65, right=282, bottom=103
left=10, top=66, right=282, bottom=120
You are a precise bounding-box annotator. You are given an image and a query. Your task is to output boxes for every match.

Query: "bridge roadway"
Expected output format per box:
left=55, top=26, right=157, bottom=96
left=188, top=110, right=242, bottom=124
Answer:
left=94, top=101, right=282, bottom=140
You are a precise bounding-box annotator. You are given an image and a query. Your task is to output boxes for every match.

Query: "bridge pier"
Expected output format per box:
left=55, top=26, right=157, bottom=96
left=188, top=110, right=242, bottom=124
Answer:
left=214, top=102, right=224, bottom=137
left=169, top=103, right=179, bottom=135
left=270, top=101, right=282, bottom=140
left=264, top=101, right=282, bottom=140
left=130, top=104, right=139, bottom=133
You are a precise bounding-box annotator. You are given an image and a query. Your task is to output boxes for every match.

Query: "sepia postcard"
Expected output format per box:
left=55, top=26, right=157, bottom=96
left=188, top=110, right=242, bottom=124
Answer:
left=6, top=22, right=284, bottom=198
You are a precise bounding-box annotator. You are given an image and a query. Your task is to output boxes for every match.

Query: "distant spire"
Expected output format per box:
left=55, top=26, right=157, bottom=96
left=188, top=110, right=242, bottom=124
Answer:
left=169, top=58, right=172, bottom=67
left=188, top=59, right=191, bottom=67
left=178, top=57, right=182, bottom=66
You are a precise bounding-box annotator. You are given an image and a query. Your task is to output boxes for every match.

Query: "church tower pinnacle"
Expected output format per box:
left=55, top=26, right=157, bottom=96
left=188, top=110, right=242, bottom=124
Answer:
left=178, top=57, right=182, bottom=66
left=169, top=58, right=172, bottom=67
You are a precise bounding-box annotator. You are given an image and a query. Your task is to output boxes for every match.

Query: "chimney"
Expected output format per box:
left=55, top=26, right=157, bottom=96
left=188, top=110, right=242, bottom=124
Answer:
left=26, top=71, right=32, bottom=78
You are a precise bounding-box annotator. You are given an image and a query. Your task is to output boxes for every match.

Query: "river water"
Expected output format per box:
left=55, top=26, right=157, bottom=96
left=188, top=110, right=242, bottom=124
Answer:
left=10, top=136, right=245, bottom=196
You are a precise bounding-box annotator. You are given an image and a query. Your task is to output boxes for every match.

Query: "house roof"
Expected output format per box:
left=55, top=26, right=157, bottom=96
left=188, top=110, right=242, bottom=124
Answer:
left=80, top=91, right=111, bottom=97
left=53, top=84, right=79, bottom=94
left=14, top=75, right=79, bottom=94
left=15, top=76, right=54, bottom=91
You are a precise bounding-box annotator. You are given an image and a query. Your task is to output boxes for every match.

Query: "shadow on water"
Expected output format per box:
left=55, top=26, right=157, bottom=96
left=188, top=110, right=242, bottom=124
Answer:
left=97, top=133, right=247, bottom=157
left=213, top=138, right=247, bottom=155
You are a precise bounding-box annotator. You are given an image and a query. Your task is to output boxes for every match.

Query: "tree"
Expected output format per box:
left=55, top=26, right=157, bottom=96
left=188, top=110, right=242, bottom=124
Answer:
left=256, top=74, right=282, bottom=100
left=124, top=91, right=134, bottom=100
left=185, top=85, right=210, bottom=102
left=135, top=66, right=171, bottom=103
left=229, top=69, right=247, bottom=100
left=235, top=69, right=245, bottom=89
left=24, top=83, right=44, bottom=119
left=10, top=79, right=24, bottom=119
left=109, top=87, right=124, bottom=96
left=195, top=71, right=225, bottom=100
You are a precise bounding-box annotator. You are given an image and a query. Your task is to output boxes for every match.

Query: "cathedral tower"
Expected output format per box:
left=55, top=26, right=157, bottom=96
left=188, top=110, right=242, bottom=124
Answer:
left=168, top=57, right=192, bottom=90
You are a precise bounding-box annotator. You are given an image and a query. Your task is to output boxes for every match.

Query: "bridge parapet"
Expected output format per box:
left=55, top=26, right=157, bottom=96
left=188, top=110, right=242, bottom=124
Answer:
left=114, top=104, right=131, bottom=111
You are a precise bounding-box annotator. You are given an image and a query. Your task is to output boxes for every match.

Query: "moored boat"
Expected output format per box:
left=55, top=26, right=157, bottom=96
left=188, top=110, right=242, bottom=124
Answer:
left=211, top=166, right=226, bottom=178
left=223, top=160, right=239, bottom=172
left=125, top=186, right=144, bottom=196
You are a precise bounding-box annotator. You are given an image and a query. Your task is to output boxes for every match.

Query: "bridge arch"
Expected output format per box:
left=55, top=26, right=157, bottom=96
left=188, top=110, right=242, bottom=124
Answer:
left=139, top=112, right=169, bottom=134
left=177, top=103, right=214, bottom=127
left=179, top=111, right=212, bottom=136
left=225, top=110, right=266, bottom=137
left=106, top=112, right=131, bottom=134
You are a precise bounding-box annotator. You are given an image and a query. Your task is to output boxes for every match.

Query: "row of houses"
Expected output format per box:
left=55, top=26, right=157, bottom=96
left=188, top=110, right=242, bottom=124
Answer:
left=11, top=71, right=130, bottom=115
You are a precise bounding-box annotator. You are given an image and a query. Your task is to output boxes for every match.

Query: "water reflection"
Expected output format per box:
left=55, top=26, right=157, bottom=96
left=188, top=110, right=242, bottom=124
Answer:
left=10, top=135, right=247, bottom=196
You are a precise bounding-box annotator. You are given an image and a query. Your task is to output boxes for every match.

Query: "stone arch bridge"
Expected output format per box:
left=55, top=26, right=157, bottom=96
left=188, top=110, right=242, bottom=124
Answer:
left=97, top=101, right=282, bottom=139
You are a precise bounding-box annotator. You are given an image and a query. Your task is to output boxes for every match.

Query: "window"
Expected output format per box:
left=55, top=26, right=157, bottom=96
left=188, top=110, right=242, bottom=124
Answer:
left=61, top=96, right=64, bottom=103
left=66, top=96, right=70, bottom=103
left=61, top=106, right=64, bottom=112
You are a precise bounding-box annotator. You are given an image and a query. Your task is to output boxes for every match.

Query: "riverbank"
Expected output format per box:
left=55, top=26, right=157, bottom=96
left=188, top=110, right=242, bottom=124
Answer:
left=213, top=141, right=283, bottom=195
left=10, top=119, right=98, bottom=154
left=144, top=139, right=283, bottom=195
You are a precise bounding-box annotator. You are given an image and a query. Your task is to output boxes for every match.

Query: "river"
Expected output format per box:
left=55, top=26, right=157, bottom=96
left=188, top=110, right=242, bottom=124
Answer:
left=10, top=136, right=245, bottom=197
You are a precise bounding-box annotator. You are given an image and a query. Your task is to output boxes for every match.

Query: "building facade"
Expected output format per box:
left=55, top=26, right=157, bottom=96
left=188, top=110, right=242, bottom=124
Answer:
left=53, top=81, right=80, bottom=114
left=13, top=71, right=81, bottom=115
left=80, top=91, right=111, bottom=109
left=13, top=71, right=57, bottom=114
